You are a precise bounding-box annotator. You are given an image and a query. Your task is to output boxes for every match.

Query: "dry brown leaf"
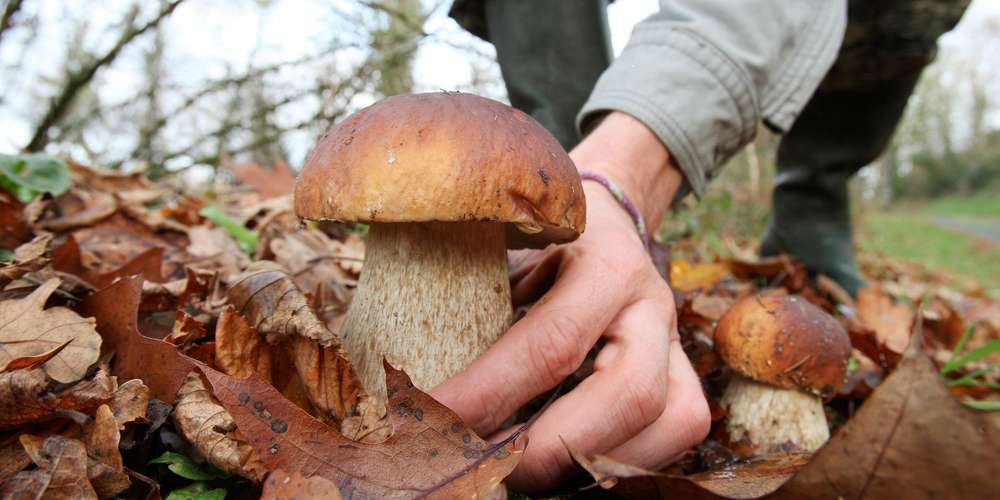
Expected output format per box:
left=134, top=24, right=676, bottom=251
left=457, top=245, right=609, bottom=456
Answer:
left=857, top=283, right=914, bottom=354
left=0, top=368, right=115, bottom=430
left=84, top=405, right=131, bottom=497
left=286, top=335, right=368, bottom=427
left=0, top=339, right=70, bottom=373
left=727, top=255, right=808, bottom=292
left=78, top=275, right=193, bottom=403
left=185, top=225, right=251, bottom=279
left=774, top=330, right=1000, bottom=499
left=0, top=434, right=98, bottom=500
left=40, top=188, right=117, bottom=232
left=229, top=159, right=297, bottom=198
left=262, top=469, right=343, bottom=499
left=173, top=372, right=267, bottom=480
left=564, top=438, right=660, bottom=489
left=333, top=233, right=365, bottom=275
left=163, top=310, right=207, bottom=347
left=0, top=278, right=101, bottom=383
left=227, top=261, right=339, bottom=346
left=214, top=307, right=318, bottom=416
left=269, top=228, right=355, bottom=295
left=0, top=436, right=31, bottom=484
left=609, top=453, right=811, bottom=500
left=0, top=192, right=30, bottom=250
left=70, top=212, right=187, bottom=278
left=109, top=379, right=151, bottom=429
left=670, top=260, right=729, bottom=292
left=198, top=362, right=523, bottom=498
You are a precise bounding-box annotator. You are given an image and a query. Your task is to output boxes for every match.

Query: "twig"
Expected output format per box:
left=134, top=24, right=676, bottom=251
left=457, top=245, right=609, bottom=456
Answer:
left=25, top=0, right=186, bottom=152
left=0, top=0, right=24, bottom=46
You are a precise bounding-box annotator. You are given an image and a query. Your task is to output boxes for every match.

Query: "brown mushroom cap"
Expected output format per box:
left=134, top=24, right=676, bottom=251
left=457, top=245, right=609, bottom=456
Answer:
left=293, top=92, right=586, bottom=248
left=714, top=294, right=851, bottom=398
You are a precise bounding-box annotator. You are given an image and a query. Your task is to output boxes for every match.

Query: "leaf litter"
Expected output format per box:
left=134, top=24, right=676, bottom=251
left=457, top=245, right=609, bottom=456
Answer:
left=0, top=157, right=996, bottom=498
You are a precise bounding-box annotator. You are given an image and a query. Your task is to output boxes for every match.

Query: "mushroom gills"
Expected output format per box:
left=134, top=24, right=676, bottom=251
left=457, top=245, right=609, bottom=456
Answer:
left=340, top=221, right=512, bottom=402
left=721, top=374, right=830, bottom=454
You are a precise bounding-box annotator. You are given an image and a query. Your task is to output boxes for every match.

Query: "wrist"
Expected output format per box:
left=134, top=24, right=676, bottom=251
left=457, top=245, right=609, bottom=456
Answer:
left=570, top=112, right=684, bottom=231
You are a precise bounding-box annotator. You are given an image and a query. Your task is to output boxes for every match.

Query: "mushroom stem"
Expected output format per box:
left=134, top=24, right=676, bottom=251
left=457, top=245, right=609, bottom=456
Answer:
left=341, top=221, right=512, bottom=401
left=721, top=374, right=830, bottom=454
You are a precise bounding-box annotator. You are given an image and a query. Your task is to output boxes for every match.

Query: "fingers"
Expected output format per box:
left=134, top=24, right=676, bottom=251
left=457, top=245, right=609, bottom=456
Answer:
left=604, top=337, right=711, bottom=470
left=430, top=251, right=634, bottom=434
left=503, top=298, right=673, bottom=491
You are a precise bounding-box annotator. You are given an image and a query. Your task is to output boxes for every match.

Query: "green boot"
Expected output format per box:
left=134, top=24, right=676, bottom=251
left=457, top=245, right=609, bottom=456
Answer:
left=761, top=69, right=926, bottom=296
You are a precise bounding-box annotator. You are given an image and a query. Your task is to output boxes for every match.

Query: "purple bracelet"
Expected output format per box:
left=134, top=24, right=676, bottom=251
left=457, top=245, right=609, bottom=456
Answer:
left=579, top=171, right=650, bottom=249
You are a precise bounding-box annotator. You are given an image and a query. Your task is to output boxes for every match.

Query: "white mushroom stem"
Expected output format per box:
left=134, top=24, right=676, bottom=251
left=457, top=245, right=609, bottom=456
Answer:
left=720, top=375, right=830, bottom=454
left=340, top=221, right=512, bottom=402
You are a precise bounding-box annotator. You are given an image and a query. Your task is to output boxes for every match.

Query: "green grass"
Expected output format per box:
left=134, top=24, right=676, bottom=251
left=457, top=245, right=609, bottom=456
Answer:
left=861, top=213, right=1000, bottom=293
left=921, top=194, right=1000, bottom=218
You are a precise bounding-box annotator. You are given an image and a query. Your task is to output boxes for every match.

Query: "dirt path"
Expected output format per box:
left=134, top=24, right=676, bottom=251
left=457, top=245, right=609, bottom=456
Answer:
left=928, top=216, right=1000, bottom=244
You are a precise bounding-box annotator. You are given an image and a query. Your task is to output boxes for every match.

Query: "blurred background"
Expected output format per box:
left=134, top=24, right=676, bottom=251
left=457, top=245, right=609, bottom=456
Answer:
left=0, top=0, right=997, bottom=292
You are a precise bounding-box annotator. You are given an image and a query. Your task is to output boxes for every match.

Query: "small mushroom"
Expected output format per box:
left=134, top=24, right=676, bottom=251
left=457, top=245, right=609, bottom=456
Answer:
left=714, top=294, right=851, bottom=455
left=294, top=92, right=586, bottom=401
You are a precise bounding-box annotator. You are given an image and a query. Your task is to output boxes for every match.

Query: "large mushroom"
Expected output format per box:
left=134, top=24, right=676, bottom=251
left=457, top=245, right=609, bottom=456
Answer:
left=294, top=92, right=586, bottom=400
left=714, top=294, right=851, bottom=454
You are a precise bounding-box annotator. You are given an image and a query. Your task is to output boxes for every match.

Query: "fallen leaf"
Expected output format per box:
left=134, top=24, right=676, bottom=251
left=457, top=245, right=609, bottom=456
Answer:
left=215, top=307, right=276, bottom=380
left=198, top=362, right=523, bottom=498
left=185, top=225, right=251, bottom=280
left=229, top=159, right=296, bottom=198
left=163, top=310, right=207, bottom=347
left=0, top=278, right=101, bottom=383
left=286, top=335, right=368, bottom=427
left=226, top=261, right=340, bottom=346
left=109, top=379, right=151, bottom=428
left=172, top=372, right=267, bottom=480
left=0, top=368, right=115, bottom=429
left=0, top=192, right=29, bottom=250
left=774, top=330, right=1000, bottom=499
left=0, top=436, right=31, bottom=484
left=564, top=438, right=660, bottom=489
left=615, top=453, right=811, bottom=499
left=39, top=188, right=117, bottom=232
left=728, top=255, right=808, bottom=292
left=0, top=434, right=98, bottom=499
left=77, top=275, right=192, bottom=403
left=0, top=339, right=70, bottom=373
left=268, top=228, right=355, bottom=297
left=857, top=284, right=914, bottom=354
left=670, top=260, right=729, bottom=292
left=70, top=211, right=186, bottom=278
left=262, top=469, right=343, bottom=499
left=84, top=405, right=131, bottom=497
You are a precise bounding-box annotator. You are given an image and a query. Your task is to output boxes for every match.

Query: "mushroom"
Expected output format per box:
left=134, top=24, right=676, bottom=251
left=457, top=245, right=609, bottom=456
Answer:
left=714, top=294, right=851, bottom=455
left=293, top=92, right=586, bottom=401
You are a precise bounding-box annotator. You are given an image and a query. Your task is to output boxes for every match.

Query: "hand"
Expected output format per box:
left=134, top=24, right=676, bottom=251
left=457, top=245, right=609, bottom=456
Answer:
left=431, top=183, right=710, bottom=491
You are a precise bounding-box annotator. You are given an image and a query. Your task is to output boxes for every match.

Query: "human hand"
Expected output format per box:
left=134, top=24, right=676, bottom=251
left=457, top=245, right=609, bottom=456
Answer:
left=430, top=183, right=710, bottom=491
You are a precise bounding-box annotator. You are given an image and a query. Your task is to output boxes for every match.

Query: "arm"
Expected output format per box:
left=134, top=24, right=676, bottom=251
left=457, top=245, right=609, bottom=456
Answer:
left=434, top=0, right=848, bottom=491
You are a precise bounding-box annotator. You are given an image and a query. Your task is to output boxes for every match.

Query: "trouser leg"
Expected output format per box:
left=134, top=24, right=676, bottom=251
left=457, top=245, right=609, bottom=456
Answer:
left=483, top=0, right=613, bottom=150
left=761, top=70, right=923, bottom=296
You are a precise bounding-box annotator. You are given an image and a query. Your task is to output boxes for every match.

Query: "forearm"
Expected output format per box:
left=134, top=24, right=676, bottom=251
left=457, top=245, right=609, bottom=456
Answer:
left=571, top=111, right=684, bottom=233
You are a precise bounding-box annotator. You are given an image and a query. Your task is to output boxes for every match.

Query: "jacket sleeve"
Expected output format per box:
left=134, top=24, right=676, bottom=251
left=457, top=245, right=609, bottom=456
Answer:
left=577, top=0, right=847, bottom=196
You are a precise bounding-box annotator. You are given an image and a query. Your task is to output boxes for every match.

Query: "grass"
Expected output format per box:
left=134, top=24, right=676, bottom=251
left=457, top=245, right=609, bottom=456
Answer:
left=860, top=212, right=1000, bottom=294
left=920, top=193, right=1000, bottom=218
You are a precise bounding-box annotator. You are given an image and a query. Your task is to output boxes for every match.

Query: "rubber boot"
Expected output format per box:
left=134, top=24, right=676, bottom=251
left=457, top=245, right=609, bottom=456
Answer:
left=761, top=70, right=924, bottom=296
left=482, top=0, right=613, bottom=150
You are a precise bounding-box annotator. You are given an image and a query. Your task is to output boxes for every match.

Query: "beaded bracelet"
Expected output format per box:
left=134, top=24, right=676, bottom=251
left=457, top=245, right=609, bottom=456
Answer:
left=579, top=171, right=650, bottom=249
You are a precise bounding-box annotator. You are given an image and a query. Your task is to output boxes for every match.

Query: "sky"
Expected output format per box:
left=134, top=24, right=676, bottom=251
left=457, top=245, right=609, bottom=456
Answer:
left=0, top=0, right=997, bottom=166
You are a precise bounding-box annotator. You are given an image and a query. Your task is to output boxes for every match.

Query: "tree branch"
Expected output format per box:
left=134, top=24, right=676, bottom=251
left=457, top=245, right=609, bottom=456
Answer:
left=25, top=0, right=185, bottom=152
left=0, top=0, right=24, bottom=46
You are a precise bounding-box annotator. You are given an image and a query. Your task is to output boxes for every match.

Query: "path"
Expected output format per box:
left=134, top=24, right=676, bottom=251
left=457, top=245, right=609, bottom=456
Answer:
left=928, top=216, right=1000, bottom=244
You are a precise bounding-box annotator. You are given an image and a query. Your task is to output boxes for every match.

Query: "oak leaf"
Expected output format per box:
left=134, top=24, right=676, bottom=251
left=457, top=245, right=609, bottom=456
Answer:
left=0, top=278, right=101, bottom=383
left=109, top=379, right=151, bottom=429
left=0, top=434, right=98, bottom=499
left=198, top=362, right=523, bottom=498
left=84, top=405, right=131, bottom=497
left=77, top=275, right=193, bottom=403
left=173, top=372, right=268, bottom=480
left=262, top=469, right=342, bottom=499
left=0, top=368, right=115, bottom=429
left=857, top=283, right=913, bottom=354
